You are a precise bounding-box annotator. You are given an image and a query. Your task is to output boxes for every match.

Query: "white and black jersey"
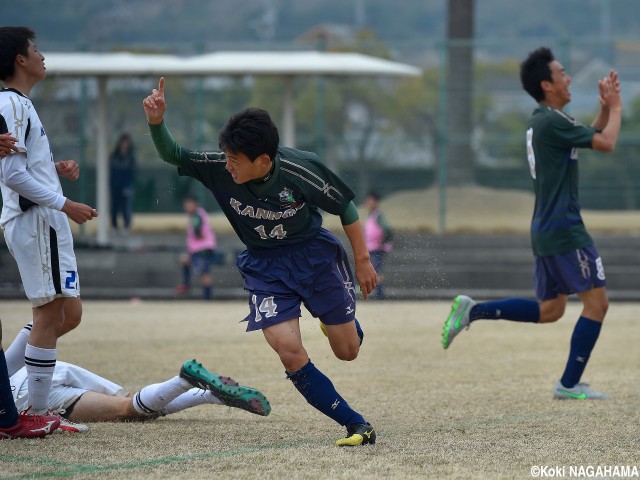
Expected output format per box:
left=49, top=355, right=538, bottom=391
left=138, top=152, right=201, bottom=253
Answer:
left=0, top=88, right=66, bottom=228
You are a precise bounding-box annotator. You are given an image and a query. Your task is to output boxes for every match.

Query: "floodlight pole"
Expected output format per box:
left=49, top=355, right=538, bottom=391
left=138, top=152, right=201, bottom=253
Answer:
left=282, top=76, right=295, bottom=147
left=96, top=76, right=109, bottom=246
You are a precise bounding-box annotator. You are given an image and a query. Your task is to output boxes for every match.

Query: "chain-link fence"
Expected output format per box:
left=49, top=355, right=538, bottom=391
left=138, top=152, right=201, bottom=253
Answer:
left=5, top=37, right=639, bottom=226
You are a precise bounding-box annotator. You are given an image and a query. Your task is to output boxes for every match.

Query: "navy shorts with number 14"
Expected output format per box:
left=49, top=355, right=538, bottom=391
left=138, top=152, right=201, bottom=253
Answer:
left=237, top=228, right=357, bottom=332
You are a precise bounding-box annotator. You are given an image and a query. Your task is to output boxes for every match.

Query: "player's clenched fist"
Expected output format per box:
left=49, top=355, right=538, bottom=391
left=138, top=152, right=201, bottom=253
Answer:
left=61, top=199, right=98, bottom=225
left=143, top=77, right=167, bottom=125
left=55, top=160, right=80, bottom=181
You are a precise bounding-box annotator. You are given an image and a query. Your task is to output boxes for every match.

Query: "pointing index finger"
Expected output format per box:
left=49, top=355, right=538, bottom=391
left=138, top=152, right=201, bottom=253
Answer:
left=158, top=77, right=165, bottom=98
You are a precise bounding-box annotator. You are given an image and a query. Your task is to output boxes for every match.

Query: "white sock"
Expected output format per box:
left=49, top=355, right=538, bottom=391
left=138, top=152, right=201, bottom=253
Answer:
left=132, top=376, right=191, bottom=416
left=161, top=388, right=223, bottom=416
left=24, top=343, right=56, bottom=414
left=5, top=322, right=32, bottom=377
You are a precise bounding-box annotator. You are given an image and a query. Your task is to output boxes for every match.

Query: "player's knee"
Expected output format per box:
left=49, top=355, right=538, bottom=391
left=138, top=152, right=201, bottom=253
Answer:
left=539, top=303, right=565, bottom=323
left=278, top=349, right=308, bottom=372
left=334, top=343, right=359, bottom=362
left=588, top=299, right=609, bottom=322
left=546, top=310, right=563, bottom=323
left=65, top=314, right=82, bottom=332
left=599, top=297, right=609, bottom=317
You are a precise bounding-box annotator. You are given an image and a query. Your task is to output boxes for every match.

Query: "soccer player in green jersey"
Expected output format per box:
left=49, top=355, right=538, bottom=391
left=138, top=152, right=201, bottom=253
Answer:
left=143, top=78, right=377, bottom=446
left=442, top=47, right=622, bottom=400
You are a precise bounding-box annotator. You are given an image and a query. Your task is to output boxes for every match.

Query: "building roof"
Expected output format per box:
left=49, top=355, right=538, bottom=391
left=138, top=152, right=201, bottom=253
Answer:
left=44, top=51, right=421, bottom=78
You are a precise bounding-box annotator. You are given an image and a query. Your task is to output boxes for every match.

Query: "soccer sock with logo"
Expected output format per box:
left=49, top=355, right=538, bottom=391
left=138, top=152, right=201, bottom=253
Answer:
left=470, top=298, right=540, bottom=323
left=4, top=322, right=32, bottom=377
left=24, top=344, right=56, bottom=414
left=160, top=389, right=223, bottom=415
left=132, top=376, right=192, bottom=416
left=560, top=316, right=602, bottom=388
left=0, top=349, right=19, bottom=428
left=287, top=359, right=366, bottom=426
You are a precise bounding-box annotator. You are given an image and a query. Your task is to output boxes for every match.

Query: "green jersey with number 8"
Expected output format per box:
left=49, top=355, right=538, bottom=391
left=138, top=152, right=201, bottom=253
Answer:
left=526, top=105, right=596, bottom=256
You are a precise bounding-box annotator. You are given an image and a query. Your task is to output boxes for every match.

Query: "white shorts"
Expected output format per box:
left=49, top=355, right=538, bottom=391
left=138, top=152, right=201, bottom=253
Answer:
left=2, top=206, right=80, bottom=306
left=11, top=361, right=128, bottom=413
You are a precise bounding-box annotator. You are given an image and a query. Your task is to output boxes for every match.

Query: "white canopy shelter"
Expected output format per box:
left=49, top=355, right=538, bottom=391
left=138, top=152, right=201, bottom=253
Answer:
left=44, top=51, right=421, bottom=245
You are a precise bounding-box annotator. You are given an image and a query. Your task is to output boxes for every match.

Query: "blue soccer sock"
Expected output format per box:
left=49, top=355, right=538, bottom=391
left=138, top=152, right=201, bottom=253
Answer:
left=287, top=359, right=366, bottom=426
left=354, top=319, right=364, bottom=346
left=470, top=298, right=540, bottom=323
left=0, top=349, right=19, bottom=428
left=560, top=316, right=602, bottom=388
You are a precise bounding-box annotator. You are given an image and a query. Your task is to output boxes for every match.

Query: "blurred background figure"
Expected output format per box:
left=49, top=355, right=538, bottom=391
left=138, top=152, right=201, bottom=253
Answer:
left=109, top=133, right=136, bottom=235
left=177, top=195, right=217, bottom=300
left=364, top=192, right=393, bottom=300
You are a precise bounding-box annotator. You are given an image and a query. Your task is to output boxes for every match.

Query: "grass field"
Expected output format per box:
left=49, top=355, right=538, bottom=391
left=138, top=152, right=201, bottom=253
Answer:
left=1, top=300, right=639, bottom=479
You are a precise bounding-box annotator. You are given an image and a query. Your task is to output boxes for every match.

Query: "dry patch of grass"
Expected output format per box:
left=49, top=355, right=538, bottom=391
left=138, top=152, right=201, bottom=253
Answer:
left=1, top=300, right=638, bottom=479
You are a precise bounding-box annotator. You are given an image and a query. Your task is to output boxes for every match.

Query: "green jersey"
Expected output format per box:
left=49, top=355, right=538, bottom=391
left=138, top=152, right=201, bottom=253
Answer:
left=150, top=123, right=355, bottom=253
left=526, top=105, right=596, bottom=256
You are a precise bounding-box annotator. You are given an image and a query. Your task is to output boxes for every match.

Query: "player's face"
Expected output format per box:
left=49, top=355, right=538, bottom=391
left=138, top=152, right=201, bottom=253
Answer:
left=19, top=40, right=46, bottom=82
left=547, top=60, right=571, bottom=106
left=224, top=150, right=271, bottom=184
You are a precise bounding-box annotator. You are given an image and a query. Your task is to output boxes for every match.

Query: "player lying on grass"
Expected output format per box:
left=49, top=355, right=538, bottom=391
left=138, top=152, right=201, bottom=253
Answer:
left=143, top=78, right=376, bottom=447
left=10, top=358, right=271, bottom=423
left=442, top=47, right=622, bottom=400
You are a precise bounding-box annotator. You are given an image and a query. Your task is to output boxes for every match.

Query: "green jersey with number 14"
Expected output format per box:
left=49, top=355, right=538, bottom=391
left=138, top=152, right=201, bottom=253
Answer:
left=150, top=123, right=354, bottom=253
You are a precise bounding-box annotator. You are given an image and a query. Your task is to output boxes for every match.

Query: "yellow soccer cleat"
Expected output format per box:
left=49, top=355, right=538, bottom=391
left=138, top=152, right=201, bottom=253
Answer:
left=335, top=422, right=376, bottom=447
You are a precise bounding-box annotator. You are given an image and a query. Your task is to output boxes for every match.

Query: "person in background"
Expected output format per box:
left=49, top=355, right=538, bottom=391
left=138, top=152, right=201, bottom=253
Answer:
left=364, top=192, right=393, bottom=300
left=176, top=194, right=217, bottom=301
left=109, top=133, right=136, bottom=235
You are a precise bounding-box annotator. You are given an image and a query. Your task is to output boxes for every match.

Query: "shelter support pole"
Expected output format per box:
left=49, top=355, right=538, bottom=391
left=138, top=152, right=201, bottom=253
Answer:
left=96, top=76, right=109, bottom=246
left=282, top=76, right=295, bottom=147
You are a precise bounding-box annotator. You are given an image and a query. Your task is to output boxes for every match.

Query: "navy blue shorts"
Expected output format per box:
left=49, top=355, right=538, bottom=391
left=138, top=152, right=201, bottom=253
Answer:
left=191, top=249, right=215, bottom=276
left=534, top=245, right=606, bottom=300
left=236, top=228, right=357, bottom=332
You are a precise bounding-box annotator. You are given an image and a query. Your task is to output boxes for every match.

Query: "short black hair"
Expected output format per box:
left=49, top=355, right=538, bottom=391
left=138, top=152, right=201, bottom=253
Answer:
left=183, top=194, right=199, bottom=202
left=218, top=108, right=279, bottom=162
left=0, top=26, right=36, bottom=81
left=520, top=47, right=555, bottom=102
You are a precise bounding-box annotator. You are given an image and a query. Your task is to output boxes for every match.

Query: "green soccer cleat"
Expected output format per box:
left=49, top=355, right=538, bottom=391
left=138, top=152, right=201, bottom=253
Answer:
left=180, top=359, right=272, bottom=416
left=441, top=295, right=476, bottom=350
left=335, top=422, right=376, bottom=447
left=552, top=381, right=610, bottom=400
